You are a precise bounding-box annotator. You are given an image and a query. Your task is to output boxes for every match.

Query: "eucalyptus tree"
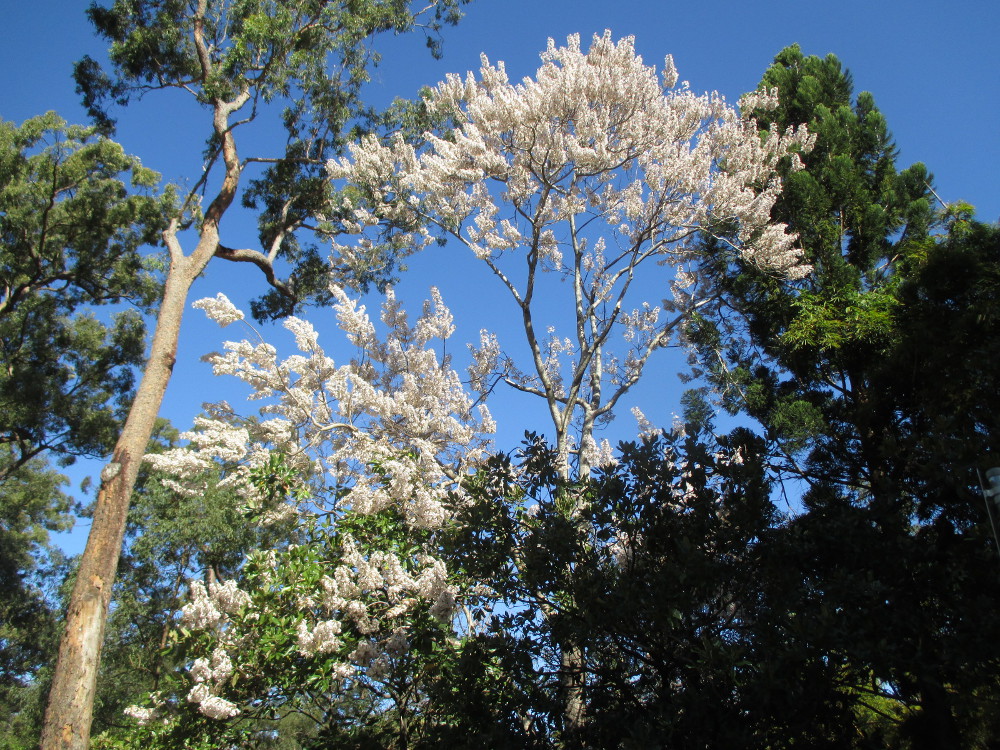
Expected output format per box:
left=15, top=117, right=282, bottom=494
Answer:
left=44, top=2, right=468, bottom=747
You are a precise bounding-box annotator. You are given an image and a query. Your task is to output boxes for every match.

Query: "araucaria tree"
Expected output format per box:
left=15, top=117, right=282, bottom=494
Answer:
left=43, top=2, right=467, bottom=748
left=329, top=32, right=813, bottom=483
left=330, top=31, right=813, bottom=735
left=686, top=45, right=1000, bottom=746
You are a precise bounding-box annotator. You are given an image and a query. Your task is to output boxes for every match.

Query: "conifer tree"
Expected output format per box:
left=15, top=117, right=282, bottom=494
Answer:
left=690, top=45, right=1000, bottom=747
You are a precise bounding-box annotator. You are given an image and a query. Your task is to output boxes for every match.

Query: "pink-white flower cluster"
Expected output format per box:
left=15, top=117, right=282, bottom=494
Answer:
left=180, top=579, right=251, bottom=631
left=148, top=286, right=493, bottom=522
left=328, top=32, right=813, bottom=479
left=329, top=31, right=812, bottom=276
left=187, top=648, right=240, bottom=719
left=193, top=293, right=245, bottom=328
left=149, top=286, right=491, bottom=720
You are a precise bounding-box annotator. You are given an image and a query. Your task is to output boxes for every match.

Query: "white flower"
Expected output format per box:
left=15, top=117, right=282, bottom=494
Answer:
left=180, top=581, right=223, bottom=630
left=123, top=705, right=157, bottom=725
left=297, top=618, right=344, bottom=657
left=193, top=293, right=245, bottom=328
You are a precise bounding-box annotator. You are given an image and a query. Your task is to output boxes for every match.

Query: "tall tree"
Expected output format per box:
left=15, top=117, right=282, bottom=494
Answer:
left=329, top=31, right=813, bottom=735
left=691, top=44, right=935, bottom=497
left=44, top=2, right=468, bottom=747
left=689, top=45, right=1000, bottom=747
left=0, top=112, right=165, bottom=480
left=331, top=31, right=813, bottom=483
left=0, top=110, right=165, bottom=749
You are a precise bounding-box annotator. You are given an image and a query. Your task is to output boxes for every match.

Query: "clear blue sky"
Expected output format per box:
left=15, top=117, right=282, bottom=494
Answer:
left=2, top=0, right=997, bottom=553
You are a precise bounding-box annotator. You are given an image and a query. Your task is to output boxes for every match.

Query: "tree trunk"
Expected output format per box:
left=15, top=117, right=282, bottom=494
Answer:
left=554, top=442, right=588, bottom=741
left=41, top=67, right=245, bottom=743
left=40, top=254, right=203, bottom=749
left=560, top=644, right=587, bottom=743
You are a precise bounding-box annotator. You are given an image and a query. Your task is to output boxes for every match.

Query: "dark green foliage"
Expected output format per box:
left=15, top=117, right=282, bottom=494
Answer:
left=0, top=112, right=167, bottom=478
left=0, top=453, right=75, bottom=749
left=686, top=45, right=1000, bottom=748
left=440, top=430, right=916, bottom=748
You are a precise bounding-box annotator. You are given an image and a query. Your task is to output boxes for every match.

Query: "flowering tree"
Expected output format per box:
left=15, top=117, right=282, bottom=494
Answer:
left=109, top=287, right=494, bottom=746
left=327, top=31, right=814, bottom=735
left=45, top=3, right=470, bottom=746
left=328, top=31, right=814, bottom=483
left=114, top=33, right=816, bottom=742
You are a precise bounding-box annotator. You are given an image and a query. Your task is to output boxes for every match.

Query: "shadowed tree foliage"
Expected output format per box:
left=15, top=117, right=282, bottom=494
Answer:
left=686, top=44, right=1000, bottom=748
left=0, top=453, right=76, bottom=750
left=433, top=428, right=915, bottom=749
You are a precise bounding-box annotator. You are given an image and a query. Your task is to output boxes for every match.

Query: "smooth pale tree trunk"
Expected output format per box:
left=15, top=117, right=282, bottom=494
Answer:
left=39, top=250, right=207, bottom=749
left=560, top=647, right=587, bottom=741
left=554, top=438, right=590, bottom=741
left=40, top=98, right=241, bottom=746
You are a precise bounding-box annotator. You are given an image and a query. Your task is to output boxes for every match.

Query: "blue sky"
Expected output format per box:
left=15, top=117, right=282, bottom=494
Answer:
left=2, top=0, right=997, bottom=553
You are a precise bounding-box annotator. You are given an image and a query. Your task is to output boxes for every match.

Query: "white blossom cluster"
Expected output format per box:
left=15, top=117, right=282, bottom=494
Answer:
left=180, top=579, right=251, bottom=631
left=123, top=700, right=159, bottom=726
left=329, top=31, right=812, bottom=276
left=148, top=287, right=493, bottom=523
left=192, top=293, right=245, bottom=327
left=286, top=534, right=458, bottom=667
left=144, top=286, right=491, bottom=721
left=186, top=648, right=240, bottom=720
left=328, top=32, right=813, bottom=479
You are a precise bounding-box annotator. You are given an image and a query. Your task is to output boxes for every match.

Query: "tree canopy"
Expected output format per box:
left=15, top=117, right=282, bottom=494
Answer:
left=2, top=13, right=998, bottom=750
left=0, top=112, right=166, bottom=479
left=40, top=1, right=470, bottom=747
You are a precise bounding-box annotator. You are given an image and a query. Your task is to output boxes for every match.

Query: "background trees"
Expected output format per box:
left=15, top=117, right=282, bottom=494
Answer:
left=0, top=456, right=75, bottom=749
left=0, top=112, right=165, bottom=480
left=1, top=3, right=997, bottom=746
left=0, top=110, right=165, bottom=750
left=687, top=44, right=1000, bottom=747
